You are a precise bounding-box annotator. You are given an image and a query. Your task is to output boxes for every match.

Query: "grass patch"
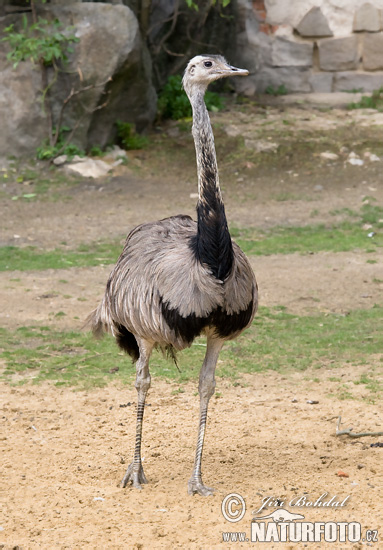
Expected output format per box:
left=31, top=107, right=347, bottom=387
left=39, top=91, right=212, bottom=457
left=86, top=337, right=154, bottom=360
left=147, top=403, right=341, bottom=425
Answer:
left=0, top=240, right=124, bottom=271
left=348, top=87, right=383, bottom=111
left=2, top=203, right=383, bottom=271
left=1, top=306, right=382, bottom=395
left=231, top=221, right=382, bottom=256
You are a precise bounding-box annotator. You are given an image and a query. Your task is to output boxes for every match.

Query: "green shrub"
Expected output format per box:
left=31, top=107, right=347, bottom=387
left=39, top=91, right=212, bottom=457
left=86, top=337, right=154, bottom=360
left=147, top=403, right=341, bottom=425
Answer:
left=348, top=87, right=383, bottom=111
left=265, top=84, right=288, bottom=96
left=116, top=121, right=148, bottom=150
left=2, top=15, right=78, bottom=68
left=36, top=127, right=85, bottom=160
left=157, top=74, right=224, bottom=120
left=89, top=145, right=106, bottom=157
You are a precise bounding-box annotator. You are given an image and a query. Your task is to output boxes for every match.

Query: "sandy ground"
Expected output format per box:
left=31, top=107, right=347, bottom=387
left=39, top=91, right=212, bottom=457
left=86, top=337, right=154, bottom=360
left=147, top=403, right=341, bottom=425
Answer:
left=1, top=374, right=382, bottom=550
left=1, top=101, right=383, bottom=549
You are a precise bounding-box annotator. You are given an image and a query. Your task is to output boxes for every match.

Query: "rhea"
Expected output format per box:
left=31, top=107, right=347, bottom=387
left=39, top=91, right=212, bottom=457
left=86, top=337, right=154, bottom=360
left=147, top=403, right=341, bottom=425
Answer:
left=88, top=55, right=258, bottom=496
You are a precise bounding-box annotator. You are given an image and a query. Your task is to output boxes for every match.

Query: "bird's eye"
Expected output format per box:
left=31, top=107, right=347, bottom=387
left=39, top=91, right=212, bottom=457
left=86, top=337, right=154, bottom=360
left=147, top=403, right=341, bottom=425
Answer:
left=204, top=61, right=212, bottom=67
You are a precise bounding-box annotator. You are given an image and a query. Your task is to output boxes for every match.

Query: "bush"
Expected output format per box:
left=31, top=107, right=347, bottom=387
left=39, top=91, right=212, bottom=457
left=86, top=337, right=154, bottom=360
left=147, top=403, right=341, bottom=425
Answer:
left=36, top=127, right=85, bottom=160
left=157, top=74, right=224, bottom=120
left=265, top=84, right=288, bottom=96
left=116, top=121, right=148, bottom=150
left=348, top=87, right=383, bottom=111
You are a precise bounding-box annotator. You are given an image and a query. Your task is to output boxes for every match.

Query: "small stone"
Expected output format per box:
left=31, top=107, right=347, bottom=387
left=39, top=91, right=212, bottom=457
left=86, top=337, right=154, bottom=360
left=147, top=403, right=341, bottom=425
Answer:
left=245, top=139, right=279, bottom=153
left=314, top=184, right=324, bottom=192
left=334, top=71, right=383, bottom=93
left=369, top=154, right=380, bottom=162
left=319, top=37, right=359, bottom=71
left=309, top=72, right=333, bottom=93
left=348, top=158, right=364, bottom=166
left=271, top=37, right=313, bottom=67
left=336, top=470, right=349, bottom=478
left=296, top=7, right=333, bottom=37
left=353, top=3, right=381, bottom=33
left=53, top=154, right=68, bottom=166
left=65, top=158, right=111, bottom=178
left=104, top=146, right=128, bottom=161
left=320, top=151, right=339, bottom=160
left=363, top=33, right=383, bottom=71
left=70, top=155, right=87, bottom=163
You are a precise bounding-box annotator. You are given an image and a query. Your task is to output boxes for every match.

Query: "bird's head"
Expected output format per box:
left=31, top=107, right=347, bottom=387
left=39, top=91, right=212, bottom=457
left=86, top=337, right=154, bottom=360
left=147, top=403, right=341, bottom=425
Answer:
left=182, top=54, right=248, bottom=97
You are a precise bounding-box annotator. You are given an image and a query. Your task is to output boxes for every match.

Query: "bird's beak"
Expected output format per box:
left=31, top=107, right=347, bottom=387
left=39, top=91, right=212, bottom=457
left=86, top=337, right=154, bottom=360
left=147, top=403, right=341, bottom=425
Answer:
left=220, top=65, right=249, bottom=77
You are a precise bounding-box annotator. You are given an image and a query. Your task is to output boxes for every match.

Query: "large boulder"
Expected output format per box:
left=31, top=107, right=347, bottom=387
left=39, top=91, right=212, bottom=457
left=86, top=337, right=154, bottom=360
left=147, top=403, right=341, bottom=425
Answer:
left=0, top=3, right=157, bottom=157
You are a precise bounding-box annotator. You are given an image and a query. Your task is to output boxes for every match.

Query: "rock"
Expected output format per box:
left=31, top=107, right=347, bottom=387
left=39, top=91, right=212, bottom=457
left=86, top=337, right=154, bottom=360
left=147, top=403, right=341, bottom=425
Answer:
left=309, top=73, right=333, bottom=93
left=244, top=140, right=279, bottom=153
left=0, top=3, right=157, bottom=157
left=103, top=146, right=128, bottom=161
left=0, top=60, right=46, bottom=157
left=271, top=38, right=313, bottom=67
left=70, top=155, right=87, bottom=163
left=318, top=37, right=359, bottom=71
left=363, top=33, right=383, bottom=71
left=353, top=3, right=381, bottom=32
left=320, top=151, right=339, bottom=161
left=334, top=71, right=383, bottom=92
left=369, top=153, right=380, bottom=162
left=347, top=151, right=364, bottom=166
left=64, top=158, right=111, bottom=178
left=53, top=154, right=68, bottom=166
left=296, top=7, right=333, bottom=38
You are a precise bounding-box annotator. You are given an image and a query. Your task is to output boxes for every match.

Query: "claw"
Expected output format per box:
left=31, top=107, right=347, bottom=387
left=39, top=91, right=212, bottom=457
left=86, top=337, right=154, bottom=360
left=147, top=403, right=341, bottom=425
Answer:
left=188, top=477, right=214, bottom=496
left=120, top=461, right=148, bottom=489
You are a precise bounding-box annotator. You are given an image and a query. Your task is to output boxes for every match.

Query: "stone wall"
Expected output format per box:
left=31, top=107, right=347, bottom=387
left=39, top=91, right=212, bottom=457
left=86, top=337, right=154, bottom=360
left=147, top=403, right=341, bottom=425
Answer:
left=236, top=0, right=383, bottom=94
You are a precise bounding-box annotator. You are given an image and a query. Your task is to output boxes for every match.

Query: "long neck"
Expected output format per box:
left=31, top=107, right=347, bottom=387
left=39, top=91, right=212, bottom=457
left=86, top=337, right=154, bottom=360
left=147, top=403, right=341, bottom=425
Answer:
left=190, top=89, right=234, bottom=280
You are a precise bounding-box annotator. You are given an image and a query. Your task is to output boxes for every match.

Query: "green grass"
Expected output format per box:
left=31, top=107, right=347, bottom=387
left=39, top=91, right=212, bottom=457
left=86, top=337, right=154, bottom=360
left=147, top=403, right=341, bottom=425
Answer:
left=231, top=221, right=382, bottom=256
left=1, top=306, right=382, bottom=394
left=1, top=203, right=382, bottom=271
left=0, top=240, right=124, bottom=271
left=348, top=87, right=383, bottom=111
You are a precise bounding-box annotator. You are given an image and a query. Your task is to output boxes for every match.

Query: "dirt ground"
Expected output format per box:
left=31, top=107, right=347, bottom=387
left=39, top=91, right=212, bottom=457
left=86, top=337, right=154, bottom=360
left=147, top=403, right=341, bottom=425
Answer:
left=1, top=100, right=383, bottom=549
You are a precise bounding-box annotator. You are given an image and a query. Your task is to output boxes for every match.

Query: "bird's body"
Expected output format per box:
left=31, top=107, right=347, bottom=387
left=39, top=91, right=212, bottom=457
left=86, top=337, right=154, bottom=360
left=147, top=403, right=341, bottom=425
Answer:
left=88, top=54, right=257, bottom=496
left=93, top=214, right=256, bottom=354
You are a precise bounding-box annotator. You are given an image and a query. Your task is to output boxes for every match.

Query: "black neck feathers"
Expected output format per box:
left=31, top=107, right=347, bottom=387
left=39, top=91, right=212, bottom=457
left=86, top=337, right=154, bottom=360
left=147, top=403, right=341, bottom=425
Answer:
left=189, top=91, right=234, bottom=280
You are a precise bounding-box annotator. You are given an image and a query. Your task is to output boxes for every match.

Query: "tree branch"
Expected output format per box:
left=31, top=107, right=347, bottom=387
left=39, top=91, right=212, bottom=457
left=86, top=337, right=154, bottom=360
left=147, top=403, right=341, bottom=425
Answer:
left=335, top=416, right=383, bottom=438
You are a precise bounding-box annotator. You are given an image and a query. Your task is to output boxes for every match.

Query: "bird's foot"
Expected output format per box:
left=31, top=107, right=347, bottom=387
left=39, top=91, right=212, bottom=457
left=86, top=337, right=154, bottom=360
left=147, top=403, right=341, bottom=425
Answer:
left=188, top=477, right=214, bottom=496
left=120, top=461, right=148, bottom=489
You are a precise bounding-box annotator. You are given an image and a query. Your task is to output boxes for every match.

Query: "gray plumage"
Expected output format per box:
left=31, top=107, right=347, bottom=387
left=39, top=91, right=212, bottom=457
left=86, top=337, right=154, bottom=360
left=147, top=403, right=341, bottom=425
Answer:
left=87, top=54, right=258, bottom=496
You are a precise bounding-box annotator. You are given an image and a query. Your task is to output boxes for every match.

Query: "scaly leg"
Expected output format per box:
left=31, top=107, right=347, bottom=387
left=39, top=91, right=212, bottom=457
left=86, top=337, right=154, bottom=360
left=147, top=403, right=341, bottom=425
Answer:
left=188, top=336, right=223, bottom=496
left=121, top=339, right=154, bottom=489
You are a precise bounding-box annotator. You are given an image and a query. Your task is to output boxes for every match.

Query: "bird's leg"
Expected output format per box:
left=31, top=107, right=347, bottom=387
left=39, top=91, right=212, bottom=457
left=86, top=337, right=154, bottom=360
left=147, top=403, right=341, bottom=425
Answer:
left=188, top=337, right=223, bottom=496
left=121, top=340, right=153, bottom=490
